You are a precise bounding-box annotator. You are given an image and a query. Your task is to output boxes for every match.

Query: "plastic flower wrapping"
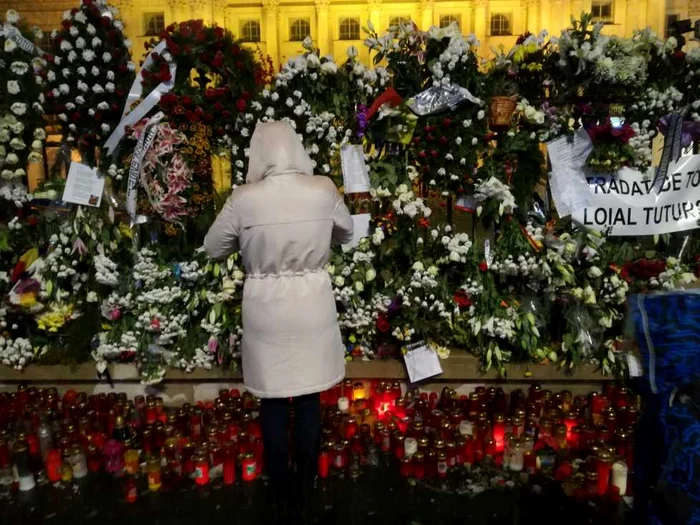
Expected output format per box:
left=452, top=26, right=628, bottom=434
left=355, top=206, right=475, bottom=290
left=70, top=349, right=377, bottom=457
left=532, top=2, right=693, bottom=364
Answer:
left=1, top=9, right=700, bottom=383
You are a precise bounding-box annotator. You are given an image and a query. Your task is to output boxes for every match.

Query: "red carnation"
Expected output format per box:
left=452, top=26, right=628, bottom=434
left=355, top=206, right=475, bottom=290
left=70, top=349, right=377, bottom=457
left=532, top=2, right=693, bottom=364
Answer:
left=478, top=261, right=488, bottom=272
left=442, top=118, right=452, bottom=128
left=101, top=16, right=111, bottom=27
left=181, top=95, right=193, bottom=106
left=453, top=289, right=472, bottom=308
left=161, top=93, right=178, bottom=106
left=214, top=27, right=224, bottom=38
left=236, top=99, right=247, bottom=112
left=376, top=314, right=391, bottom=333
left=212, top=51, right=224, bottom=68
left=61, top=20, right=72, bottom=30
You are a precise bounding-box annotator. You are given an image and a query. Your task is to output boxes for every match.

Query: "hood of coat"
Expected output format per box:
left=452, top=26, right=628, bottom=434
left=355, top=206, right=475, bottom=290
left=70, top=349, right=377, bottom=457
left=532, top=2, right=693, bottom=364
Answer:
left=245, top=120, right=314, bottom=184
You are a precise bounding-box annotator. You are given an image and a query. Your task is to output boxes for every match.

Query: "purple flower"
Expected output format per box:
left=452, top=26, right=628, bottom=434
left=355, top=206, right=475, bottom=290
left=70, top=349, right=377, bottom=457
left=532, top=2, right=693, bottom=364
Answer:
left=387, top=295, right=403, bottom=318
left=356, top=104, right=368, bottom=139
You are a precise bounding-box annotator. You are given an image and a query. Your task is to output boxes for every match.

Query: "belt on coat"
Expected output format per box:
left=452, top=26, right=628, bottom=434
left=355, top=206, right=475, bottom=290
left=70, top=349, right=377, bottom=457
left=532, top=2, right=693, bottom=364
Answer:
left=245, top=268, right=327, bottom=280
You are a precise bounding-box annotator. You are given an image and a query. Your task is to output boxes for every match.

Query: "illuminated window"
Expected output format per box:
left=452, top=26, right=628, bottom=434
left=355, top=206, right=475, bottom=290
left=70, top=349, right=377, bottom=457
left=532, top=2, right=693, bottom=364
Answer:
left=240, top=20, right=261, bottom=42
left=591, top=0, right=614, bottom=23
left=289, top=18, right=311, bottom=41
left=489, top=13, right=512, bottom=36
left=389, top=16, right=411, bottom=29
left=339, top=18, right=360, bottom=40
left=439, top=15, right=460, bottom=29
left=665, top=14, right=680, bottom=38
left=143, top=12, right=165, bottom=37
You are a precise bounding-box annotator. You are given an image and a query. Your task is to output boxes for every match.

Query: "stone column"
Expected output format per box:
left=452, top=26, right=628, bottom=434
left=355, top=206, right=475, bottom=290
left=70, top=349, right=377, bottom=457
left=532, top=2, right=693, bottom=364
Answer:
left=166, top=0, right=182, bottom=24
left=190, top=0, right=210, bottom=22
left=214, top=0, right=229, bottom=28
left=473, top=0, right=488, bottom=56
left=522, top=0, right=540, bottom=33
left=367, top=0, right=382, bottom=35
left=263, top=0, right=280, bottom=67
left=419, top=0, right=434, bottom=31
left=315, top=0, right=331, bottom=55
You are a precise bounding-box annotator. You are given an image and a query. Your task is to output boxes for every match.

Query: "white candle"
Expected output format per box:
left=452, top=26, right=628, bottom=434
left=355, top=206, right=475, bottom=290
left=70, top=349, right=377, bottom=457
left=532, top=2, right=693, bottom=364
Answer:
left=611, top=461, right=628, bottom=495
left=337, top=396, right=350, bottom=413
left=459, top=420, right=473, bottom=436
left=404, top=437, right=418, bottom=458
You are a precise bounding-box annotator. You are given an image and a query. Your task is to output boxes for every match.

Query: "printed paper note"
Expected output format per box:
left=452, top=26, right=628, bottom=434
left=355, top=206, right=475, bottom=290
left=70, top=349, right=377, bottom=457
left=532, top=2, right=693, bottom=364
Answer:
left=62, top=162, right=105, bottom=207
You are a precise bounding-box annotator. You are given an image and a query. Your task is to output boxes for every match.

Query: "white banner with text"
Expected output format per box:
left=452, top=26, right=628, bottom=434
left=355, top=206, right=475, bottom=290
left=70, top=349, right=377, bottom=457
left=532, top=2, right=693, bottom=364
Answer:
left=548, top=131, right=700, bottom=236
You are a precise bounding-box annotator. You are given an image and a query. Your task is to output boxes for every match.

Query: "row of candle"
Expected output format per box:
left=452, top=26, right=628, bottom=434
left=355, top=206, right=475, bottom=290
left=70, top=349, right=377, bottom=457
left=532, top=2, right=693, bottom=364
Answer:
left=0, top=380, right=637, bottom=503
left=316, top=381, right=637, bottom=501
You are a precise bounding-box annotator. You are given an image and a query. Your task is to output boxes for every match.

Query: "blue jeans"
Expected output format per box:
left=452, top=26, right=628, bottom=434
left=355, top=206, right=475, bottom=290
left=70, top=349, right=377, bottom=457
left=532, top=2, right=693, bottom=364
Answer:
left=260, top=393, right=321, bottom=504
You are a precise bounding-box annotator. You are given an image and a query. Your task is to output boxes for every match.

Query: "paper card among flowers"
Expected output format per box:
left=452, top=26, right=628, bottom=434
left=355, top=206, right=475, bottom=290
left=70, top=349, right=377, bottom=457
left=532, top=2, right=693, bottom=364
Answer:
left=62, top=162, right=105, bottom=207
left=342, top=214, right=371, bottom=252
left=340, top=144, right=370, bottom=194
left=403, top=341, right=443, bottom=384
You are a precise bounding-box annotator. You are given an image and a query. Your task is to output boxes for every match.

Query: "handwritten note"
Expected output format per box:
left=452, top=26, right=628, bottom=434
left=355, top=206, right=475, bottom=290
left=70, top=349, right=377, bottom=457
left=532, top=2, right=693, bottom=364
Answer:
left=403, top=341, right=443, bottom=383
left=342, top=213, right=371, bottom=252
left=341, top=144, right=370, bottom=194
left=62, top=162, right=105, bottom=207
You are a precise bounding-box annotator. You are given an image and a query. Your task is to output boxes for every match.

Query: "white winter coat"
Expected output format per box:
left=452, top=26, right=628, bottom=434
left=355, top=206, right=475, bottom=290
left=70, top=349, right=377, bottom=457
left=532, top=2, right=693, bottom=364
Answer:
left=204, top=121, right=354, bottom=398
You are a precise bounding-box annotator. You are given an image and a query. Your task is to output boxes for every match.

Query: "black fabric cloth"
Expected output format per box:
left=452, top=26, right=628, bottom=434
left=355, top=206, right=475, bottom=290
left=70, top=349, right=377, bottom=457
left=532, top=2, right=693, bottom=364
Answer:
left=260, top=393, right=321, bottom=522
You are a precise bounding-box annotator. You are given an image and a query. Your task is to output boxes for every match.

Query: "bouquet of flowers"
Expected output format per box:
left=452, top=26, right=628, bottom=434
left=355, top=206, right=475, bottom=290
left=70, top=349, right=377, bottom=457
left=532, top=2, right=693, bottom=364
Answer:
left=0, top=9, right=46, bottom=203
left=43, top=0, right=135, bottom=163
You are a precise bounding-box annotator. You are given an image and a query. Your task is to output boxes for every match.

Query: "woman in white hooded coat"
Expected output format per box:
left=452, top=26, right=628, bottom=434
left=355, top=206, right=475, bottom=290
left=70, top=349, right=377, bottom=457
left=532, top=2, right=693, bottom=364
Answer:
left=204, top=120, right=353, bottom=519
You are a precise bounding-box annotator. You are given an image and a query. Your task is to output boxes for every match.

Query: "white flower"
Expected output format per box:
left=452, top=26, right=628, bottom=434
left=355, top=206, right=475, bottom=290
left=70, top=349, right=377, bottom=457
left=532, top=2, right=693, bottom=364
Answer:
left=82, top=50, right=96, bottom=62
left=365, top=269, right=376, bottom=282
left=10, top=62, right=28, bottom=76
left=347, top=45, right=358, bottom=59
left=4, top=39, right=17, bottom=52
left=91, top=66, right=99, bottom=76
left=86, top=24, right=96, bottom=35
left=75, top=37, right=86, bottom=49
left=321, top=61, right=337, bottom=74
left=59, top=84, right=70, bottom=94
left=92, top=84, right=104, bottom=94
left=5, top=9, right=20, bottom=23
left=307, top=53, right=321, bottom=67
left=74, top=11, right=87, bottom=24
left=477, top=110, right=485, bottom=120
left=92, top=37, right=102, bottom=48
left=587, top=266, right=603, bottom=278
left=102, top=52, right=112, bottom=63
left=60, top=40, right=73, bottom=51
left=6, top=81, right=20, bottom=95
left=10, top=103, right=26, bottom=116
left=334, top=276, right=345, bottom=287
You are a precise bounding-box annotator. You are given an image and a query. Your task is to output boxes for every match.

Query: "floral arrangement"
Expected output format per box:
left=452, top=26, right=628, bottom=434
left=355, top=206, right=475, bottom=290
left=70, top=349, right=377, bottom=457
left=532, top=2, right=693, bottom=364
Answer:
left=143, top=19, right=269, bottom=150
left=42, top=0, right=135, bottom=164
left=1, top=12, right=700, bottom=383
left=0, top=10, right=46, bottom=206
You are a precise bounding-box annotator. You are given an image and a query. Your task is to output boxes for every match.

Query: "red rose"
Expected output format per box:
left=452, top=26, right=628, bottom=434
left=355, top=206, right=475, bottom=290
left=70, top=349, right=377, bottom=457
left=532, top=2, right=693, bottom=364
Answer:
left=439, top=136, right=448, bottom=145
left=61, top=20, right=72, bottom=30
left=71, top=112, right=81, bottom=123
left=27, top=216, right=39, bottom=227
left=181, top=27, right=192, bottom=38
left=453, top=289, right=472, bottom=308
left=82, top=0, right=93, bottom=6
left=418, top=150, right=426, bottom=159
left=71, top=7, right=79, bottom=14
left=161, top=93, right=178, bottom=106
left=118, top=64, right=128, bottom=73
left=186, top=111, right=199, bottom=124
left=181, top=96, right=193, bottom=106
left=376, top=314, right=391, bottom=333
left=442, top=118, right=452, bottom=128
left=214, top=27, right=224, bottom=38
left=430, top=150, right=438, bottom=158
left=241, top=91, right=251, bottom=101
left=235, top=60, right=244, bottom=70
left=231, top=44, right=240, bottom=55
left=478, top=261, right=488, bottom=272
left=101, top=16, right=111, bottom=27
left=212, top=51, right=224, bottom=68
left=418, top=217, right=430, bottom=228
left=200, top=52, right=210, bottom=64
left=196, top=30, right=206, bottom=43
left=236, top=99, right=247, bottom=112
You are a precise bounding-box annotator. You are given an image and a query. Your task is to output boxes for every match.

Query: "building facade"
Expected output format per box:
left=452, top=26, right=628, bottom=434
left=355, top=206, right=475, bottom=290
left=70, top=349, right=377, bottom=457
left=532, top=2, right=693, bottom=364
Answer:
left=3, top=0, right=698, bottom=66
